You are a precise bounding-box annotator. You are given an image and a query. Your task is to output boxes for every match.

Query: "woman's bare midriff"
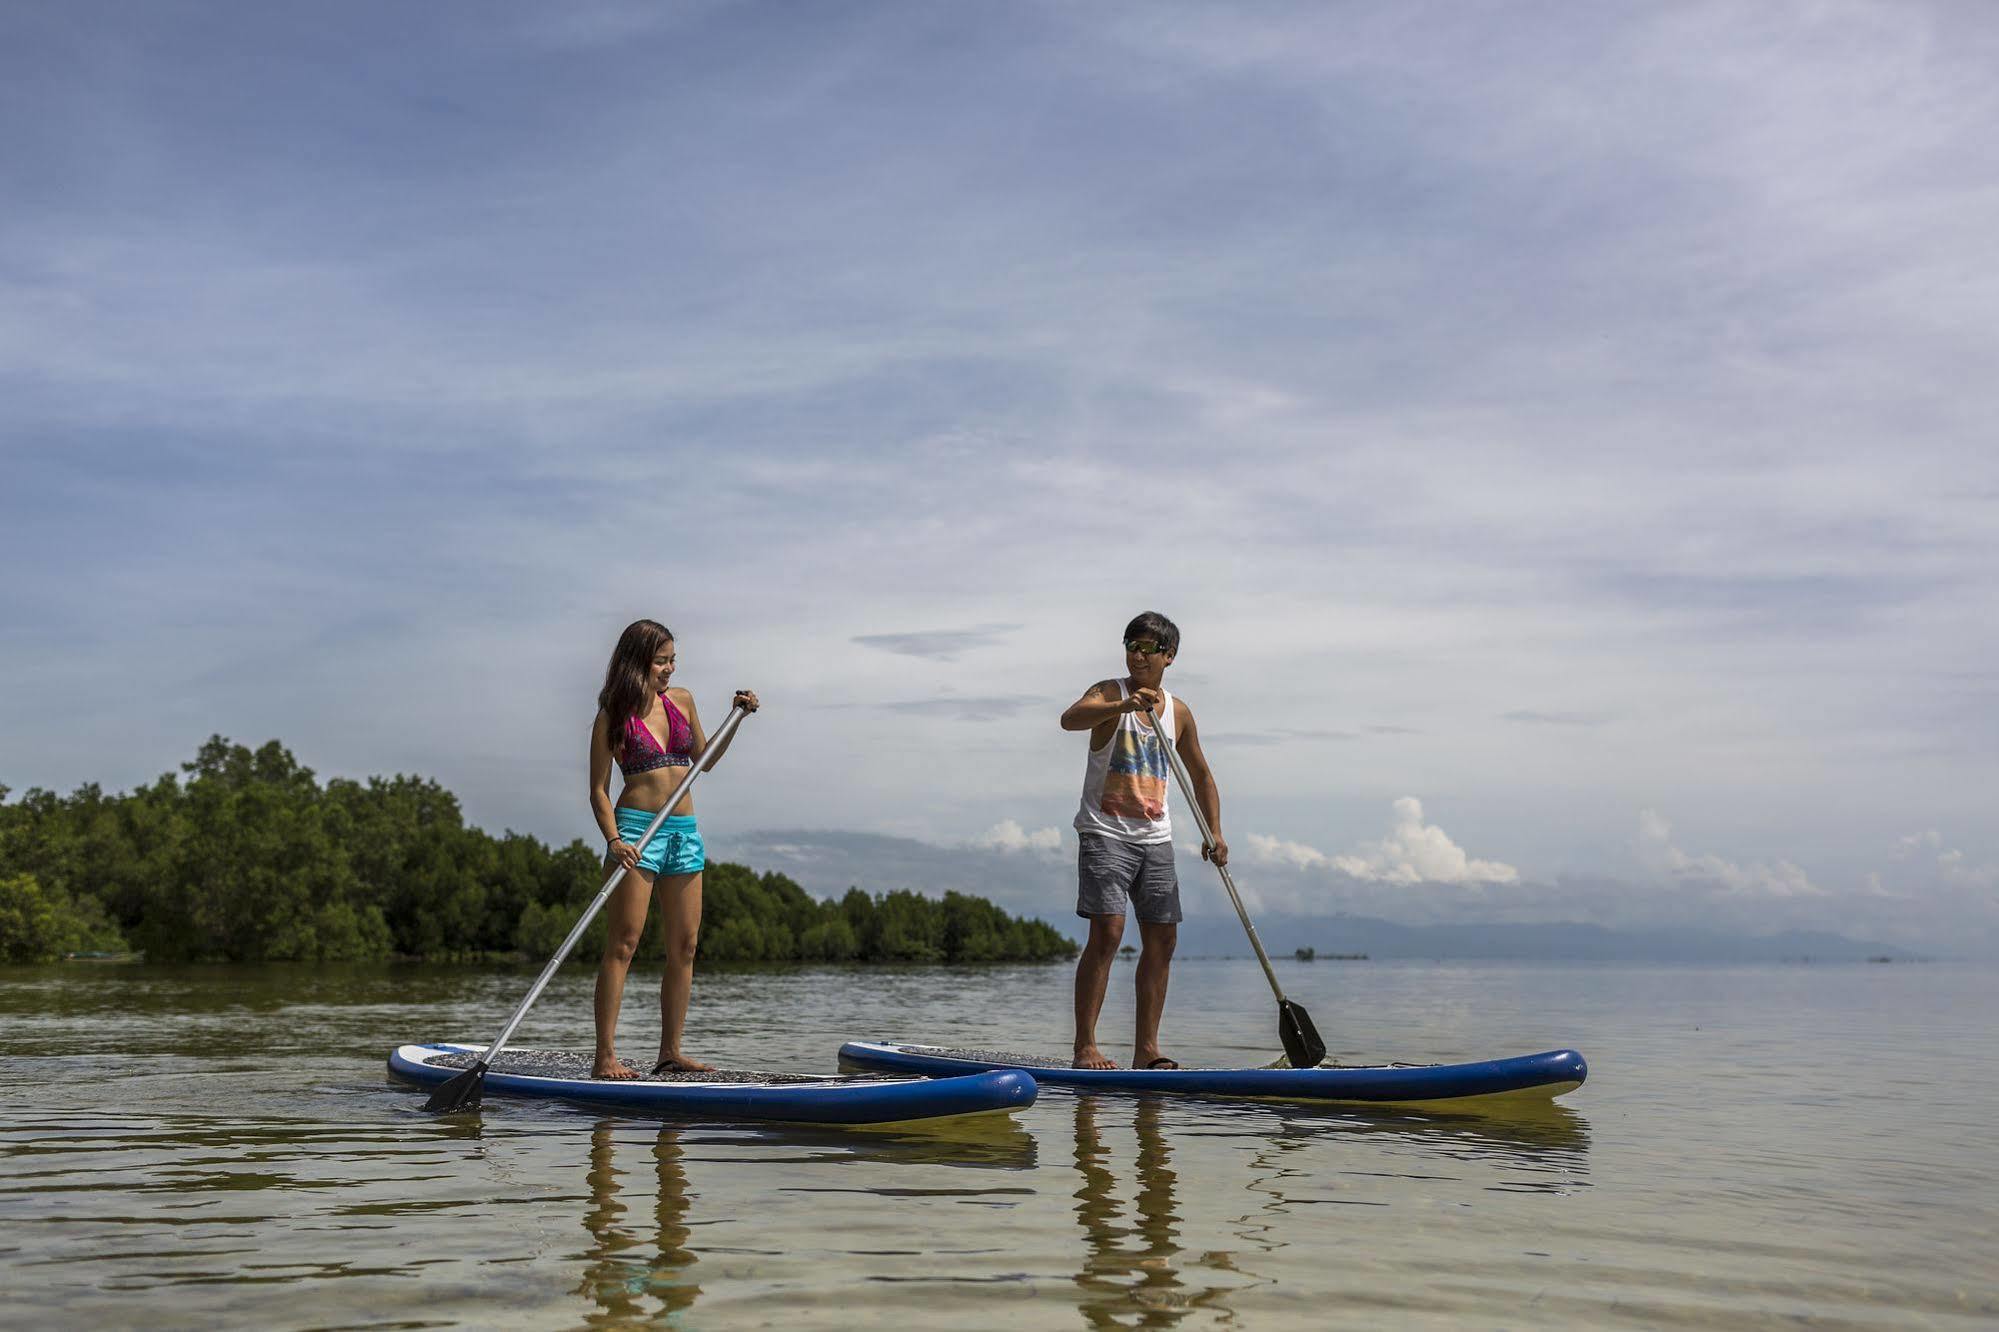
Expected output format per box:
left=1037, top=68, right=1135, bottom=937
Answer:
left=615, top=769, right=698, bottom=820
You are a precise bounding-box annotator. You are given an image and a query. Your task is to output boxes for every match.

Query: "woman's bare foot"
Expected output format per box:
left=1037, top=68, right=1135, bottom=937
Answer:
left=593, top=1055, right=641, bottom=1080
left=1072, top=1043, right=1118, bottom=1070
left=650, top=1053, right=716, bottom=1075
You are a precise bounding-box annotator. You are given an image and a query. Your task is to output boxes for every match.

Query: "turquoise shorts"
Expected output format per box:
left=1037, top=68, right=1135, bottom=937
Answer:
left=614, top=809, right=706, bottom=877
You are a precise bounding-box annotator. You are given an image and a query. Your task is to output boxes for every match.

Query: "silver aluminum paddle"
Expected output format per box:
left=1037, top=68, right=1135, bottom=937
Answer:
left=425, top=703, right=751, bottom=1112
left=1145, top=706, right=1327, bottom=1069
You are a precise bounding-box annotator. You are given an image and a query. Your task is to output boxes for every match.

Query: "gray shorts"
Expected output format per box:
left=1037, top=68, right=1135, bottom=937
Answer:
left=1077, top=833, right=1182, bottom=924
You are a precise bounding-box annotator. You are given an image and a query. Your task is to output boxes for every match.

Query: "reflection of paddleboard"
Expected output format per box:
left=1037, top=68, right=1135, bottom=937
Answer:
left=388, top=1044, right=1037, bottom=1124
left=838, top=1041, right=1586, bottom=1105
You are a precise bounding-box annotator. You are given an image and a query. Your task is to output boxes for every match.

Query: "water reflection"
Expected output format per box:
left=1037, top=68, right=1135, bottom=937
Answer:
left=1064, top=1091, right=1590, bottom=1326
left=1072, top=1096, right=1243, bottom=1328
left=709, top=1114, right=1041, bottom=1175
left=1267, top=1098, right=1592, bottom=1184
left=569, top=1113, right=1041, bottom=1325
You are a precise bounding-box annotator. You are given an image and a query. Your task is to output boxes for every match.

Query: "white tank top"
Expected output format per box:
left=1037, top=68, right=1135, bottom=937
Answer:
left=1073, top=679, right=1175, bottom=844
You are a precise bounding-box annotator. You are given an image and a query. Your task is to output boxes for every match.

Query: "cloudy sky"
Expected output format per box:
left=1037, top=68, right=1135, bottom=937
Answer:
left=4, top=2, right=1994, bottom=952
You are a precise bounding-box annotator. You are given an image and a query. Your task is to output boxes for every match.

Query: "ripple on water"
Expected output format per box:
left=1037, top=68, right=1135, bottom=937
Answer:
left=3, top=960, right=1998, bottom=1328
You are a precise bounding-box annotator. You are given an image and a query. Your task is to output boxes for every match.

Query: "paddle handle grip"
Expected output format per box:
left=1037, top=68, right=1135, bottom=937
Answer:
left=479, top=704, right=750, bottom=1067
left=1145, top=707, right=1289, bottom=1005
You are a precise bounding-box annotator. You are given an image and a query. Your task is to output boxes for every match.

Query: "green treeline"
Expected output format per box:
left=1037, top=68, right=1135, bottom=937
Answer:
left=0, top=737, right=1077, bottom=967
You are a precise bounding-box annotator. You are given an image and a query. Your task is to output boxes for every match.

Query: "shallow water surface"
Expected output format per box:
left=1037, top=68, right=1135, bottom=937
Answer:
left=2, top=959, right=1994, bottom=1328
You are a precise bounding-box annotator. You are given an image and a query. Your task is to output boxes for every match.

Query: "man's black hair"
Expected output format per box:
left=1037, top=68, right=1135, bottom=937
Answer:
left=1123, top=611, right=1180, bottom=656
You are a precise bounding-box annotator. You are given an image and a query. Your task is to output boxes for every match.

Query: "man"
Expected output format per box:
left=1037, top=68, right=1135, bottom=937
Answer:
left=1059, top=611, right=1226, bottom=1070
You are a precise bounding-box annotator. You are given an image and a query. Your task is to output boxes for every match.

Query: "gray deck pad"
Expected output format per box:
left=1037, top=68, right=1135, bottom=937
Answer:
left=893, top=1044, right=1415, bottom=1071
left=425, top=1048, right=898, bottom=1085
left=898, top=1045, right=1209, bottom=1070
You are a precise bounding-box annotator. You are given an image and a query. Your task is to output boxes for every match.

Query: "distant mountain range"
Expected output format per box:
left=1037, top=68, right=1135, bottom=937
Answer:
left=726, top=828, right=1917, bottom=963
left=1168, top=913, right=1912, bottom=963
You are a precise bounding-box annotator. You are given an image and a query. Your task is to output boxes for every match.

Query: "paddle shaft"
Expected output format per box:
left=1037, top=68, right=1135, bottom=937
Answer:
left=476, top=704, right=748, bottom=1068
left=1144, top=706, right=1290, bottom=1005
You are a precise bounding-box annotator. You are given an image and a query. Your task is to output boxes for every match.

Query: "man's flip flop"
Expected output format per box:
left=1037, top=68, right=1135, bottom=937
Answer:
left=1144, top=1056, right=1181, bottom=1071
left=649, top=1058, right=711, bottom=1077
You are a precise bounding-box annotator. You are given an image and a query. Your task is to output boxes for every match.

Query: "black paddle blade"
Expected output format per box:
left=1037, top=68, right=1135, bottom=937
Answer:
left=1279, top=1000, right=1326, bottom=1069
left=423, top=1062, right=487, bottom=1113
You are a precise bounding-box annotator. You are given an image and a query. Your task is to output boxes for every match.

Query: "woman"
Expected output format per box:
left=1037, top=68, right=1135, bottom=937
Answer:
left=588, top=618, right=758, bottom=1079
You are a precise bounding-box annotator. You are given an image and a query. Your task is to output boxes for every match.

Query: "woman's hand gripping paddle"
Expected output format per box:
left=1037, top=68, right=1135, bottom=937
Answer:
left=424, top=704, right=752, bottom=1112
left=1145, top=706, right=1327, bottom=1070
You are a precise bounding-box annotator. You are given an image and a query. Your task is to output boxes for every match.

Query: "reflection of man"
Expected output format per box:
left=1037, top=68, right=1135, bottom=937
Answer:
left=575, top=1122, right=701, bottom=1320
left=1072, top=1096, right=1187, bottom=1328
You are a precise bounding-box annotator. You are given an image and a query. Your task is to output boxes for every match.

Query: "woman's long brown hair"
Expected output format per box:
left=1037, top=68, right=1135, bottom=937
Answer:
left=598, top=619, right=673, bottom=760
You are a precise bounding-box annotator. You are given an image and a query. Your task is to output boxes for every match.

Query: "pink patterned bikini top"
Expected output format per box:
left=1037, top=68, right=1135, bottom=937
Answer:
left=619, top=692, right=695, bottom=776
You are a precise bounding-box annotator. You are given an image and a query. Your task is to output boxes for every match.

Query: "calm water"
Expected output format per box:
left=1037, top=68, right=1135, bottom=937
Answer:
left=2, top=958, right=1995, bottom=1329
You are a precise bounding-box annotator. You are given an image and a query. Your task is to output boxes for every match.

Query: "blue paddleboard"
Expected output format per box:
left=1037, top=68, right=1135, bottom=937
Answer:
left=838, top=1041, right=1585, bottom=1104
left=389, top=1043, right=1037, bottom=1124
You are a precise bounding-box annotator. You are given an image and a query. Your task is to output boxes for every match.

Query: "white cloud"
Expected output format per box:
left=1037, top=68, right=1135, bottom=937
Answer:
left=1893, top=828, right=1944, bottom=859
left=1323, top=797, right=1520, bottom=885
left=1636, top=810, right=1823, bottom=897
left=1885, top=828, right=1995, bottom=893
left=1244, top=833, right=1331, bottom=871
left=1239, top=800, right=1517, bottom=886
left=971, top=819, right=1064, bottom=855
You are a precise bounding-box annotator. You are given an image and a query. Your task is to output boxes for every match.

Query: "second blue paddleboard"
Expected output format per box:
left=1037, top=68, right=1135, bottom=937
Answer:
left=839, top=1040, right=1585, bottom=1104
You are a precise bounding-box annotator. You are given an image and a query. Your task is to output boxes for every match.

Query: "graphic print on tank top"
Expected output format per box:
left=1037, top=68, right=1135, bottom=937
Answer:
left=1100, top=721, right=1169, bottom=819
left=1075, top=679, right=1174, bottom=842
